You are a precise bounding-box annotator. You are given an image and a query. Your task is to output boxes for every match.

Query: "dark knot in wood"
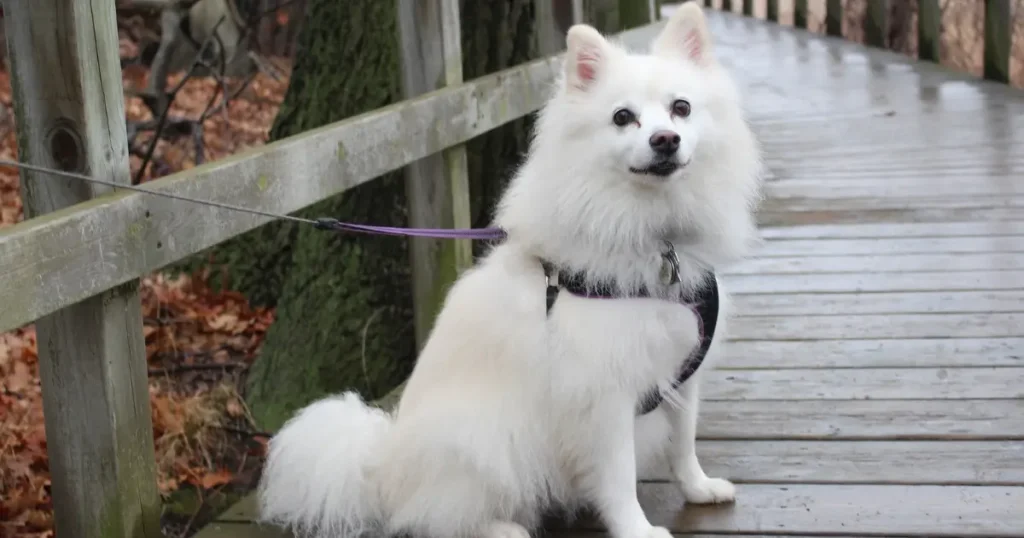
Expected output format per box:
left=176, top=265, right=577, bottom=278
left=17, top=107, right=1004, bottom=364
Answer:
left=47, top=121, right=84, bottom=173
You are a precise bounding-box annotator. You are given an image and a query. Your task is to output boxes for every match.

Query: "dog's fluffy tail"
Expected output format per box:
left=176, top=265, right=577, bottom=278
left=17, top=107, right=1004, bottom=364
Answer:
left=257, top=392, right=392, bottom=538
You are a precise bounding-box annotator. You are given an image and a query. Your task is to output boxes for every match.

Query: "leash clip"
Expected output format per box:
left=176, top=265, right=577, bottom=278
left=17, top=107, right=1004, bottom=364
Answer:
left=660, top=240, right=682, bottom=286
left=313, top=217, right=340, bottom=230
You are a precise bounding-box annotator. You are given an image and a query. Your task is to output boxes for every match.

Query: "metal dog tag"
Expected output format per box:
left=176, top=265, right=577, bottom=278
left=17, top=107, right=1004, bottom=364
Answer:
left=660, top=240, right=682, bottom=286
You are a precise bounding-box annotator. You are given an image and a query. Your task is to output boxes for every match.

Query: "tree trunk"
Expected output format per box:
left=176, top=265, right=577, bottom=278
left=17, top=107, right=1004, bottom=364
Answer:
left=460, top=0, right=539, bottom=239
left=200, top=0, right=539, bottom=430
left=234, top=0, right=415, bottom=431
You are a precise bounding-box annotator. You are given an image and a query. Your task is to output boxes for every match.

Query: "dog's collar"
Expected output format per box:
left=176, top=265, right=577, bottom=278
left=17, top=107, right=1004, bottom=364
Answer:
left=540, top=262, right=650, bottom=309
left=540, top=240, right=682, bottom=311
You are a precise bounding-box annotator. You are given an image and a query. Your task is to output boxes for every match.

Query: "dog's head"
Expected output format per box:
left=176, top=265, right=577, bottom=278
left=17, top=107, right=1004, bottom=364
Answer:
left=543, top=3, right=756, bottom=188
left=497, top=3, right=763, bottom=276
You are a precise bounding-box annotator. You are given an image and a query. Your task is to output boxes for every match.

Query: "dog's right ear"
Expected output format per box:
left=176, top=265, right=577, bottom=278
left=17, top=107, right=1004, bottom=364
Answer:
left=651, top=2, right=715, bottom=67
left=565, top=24, right=607, bottom=92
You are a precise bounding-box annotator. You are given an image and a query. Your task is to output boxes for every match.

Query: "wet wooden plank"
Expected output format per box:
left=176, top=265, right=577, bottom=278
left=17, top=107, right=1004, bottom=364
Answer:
left=755, top=236, right=1024, bottom=257
left=635, top=483, right=1024, bottom=536
left=766, top=180, right=1024, bottom=200
left=726, top=253, right=1024, bottom=275
left=641, top=440, right=1024, bottom=485
left=702, top=367, right=1024, bottom=401
left=759, top=221, right=1024, bottom=240
left=725, top=270, right=1024, bottom=294
left=731, top=291, right=1024, bottom=316
left=730, top=313, right=1024, bottom=340
left=760, top=196, right=1024, bottom=218
left=720, top=338, right=1024, bottom=369
left=758, top=206, right=1023, bottom=228
left=697, top=399, right=1024, bottom=440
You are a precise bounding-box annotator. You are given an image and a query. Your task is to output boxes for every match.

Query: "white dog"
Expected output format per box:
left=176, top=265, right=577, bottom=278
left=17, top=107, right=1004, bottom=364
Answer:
left=258, top=4, right=763, bottom=538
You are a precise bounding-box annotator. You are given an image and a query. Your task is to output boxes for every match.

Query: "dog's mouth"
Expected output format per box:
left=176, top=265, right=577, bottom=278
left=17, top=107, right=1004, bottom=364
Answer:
left=629, top=160, right=683, bottom=178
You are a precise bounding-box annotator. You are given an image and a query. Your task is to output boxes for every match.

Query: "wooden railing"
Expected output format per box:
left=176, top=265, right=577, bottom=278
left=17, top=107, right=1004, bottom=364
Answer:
left=703, top=0, right=1016, bottom=85
left=0, top=1, right=659, bottom=537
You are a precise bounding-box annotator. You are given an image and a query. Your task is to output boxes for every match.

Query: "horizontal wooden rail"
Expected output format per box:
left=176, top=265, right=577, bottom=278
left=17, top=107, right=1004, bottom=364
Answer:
left=0, top=21, right=659, bottom=333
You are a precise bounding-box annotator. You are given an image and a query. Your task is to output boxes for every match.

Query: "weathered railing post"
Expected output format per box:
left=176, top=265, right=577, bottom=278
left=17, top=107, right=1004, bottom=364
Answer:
left=573, top=0, right=586, bottom=24
left=766, top=0, right=779, bottom=23
left=397, top=0, right=473, bottom=348
left=864, top=0, right=889, bottom=48
left=917, top=0, right=941, bottom=62
left=794, top=0, right=808, bottom=29
left=537, top=0, right=566, bottom=54
left=983, top=0, right=1012, bottom=83
left=825, top=0, right=842, bottom=36
left=743, top=0, right=754, bottom=17
left=3, top=1, right=163, bottom=538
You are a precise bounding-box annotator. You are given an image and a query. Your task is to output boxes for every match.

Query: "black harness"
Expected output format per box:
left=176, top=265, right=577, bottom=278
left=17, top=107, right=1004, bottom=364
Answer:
left=540, top=254, right=719, bottom=416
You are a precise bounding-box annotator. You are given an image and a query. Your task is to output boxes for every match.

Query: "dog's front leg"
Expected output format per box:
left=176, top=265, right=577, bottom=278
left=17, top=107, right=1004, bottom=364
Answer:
left=580, top=397, right=672, bottom=538
left=667, top=376, right=735, bottom=504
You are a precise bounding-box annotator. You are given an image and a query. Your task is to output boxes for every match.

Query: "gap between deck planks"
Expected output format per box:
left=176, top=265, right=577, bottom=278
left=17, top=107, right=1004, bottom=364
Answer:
left=726, top=253, right=1024, bottom=274
left=751, top=236, right=1024, bottom=257
left=701, top=367, right=1024, bottom=400
left=730, top=291, right=1024, bottom=316
left=719, top=338, right=1024, bottom=369
left=756, top=221, right=1024, bottom=239
left=724, top=270, right=1024, bottom=294
left=728, top=312, right=1023, bottom=340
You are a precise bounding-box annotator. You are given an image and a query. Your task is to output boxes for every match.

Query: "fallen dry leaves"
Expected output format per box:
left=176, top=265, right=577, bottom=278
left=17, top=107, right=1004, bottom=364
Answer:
left=1, top=272, right=275, bottom=537
left=1, top=17, right=289, bottom=538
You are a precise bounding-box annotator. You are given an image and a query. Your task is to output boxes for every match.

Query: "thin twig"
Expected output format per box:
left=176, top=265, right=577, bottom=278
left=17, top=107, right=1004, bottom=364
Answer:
left=134, top=57, right=205, bottom=184
left=216, top=425, right=272, bottom=438
left=148, top=361, right=248, bottom=376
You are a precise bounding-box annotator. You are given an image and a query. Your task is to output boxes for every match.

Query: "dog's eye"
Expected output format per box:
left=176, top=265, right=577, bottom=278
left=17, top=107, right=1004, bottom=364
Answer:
left=671, top=99, right=692, bottom=118
left=612, top=108, right=636, bottom=127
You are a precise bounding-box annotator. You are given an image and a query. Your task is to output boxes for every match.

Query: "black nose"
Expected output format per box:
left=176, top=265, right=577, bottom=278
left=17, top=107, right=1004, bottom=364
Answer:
left=649, top=130, right=681, bottom=155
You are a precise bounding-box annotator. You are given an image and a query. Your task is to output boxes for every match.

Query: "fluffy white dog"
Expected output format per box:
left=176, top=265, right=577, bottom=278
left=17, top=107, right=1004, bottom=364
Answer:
left=258, top=4, right=763, bottom=538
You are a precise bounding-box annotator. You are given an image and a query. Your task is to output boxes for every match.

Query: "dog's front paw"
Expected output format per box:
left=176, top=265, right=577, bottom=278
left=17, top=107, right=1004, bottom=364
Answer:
left=681, top=477, right=736, bottom=504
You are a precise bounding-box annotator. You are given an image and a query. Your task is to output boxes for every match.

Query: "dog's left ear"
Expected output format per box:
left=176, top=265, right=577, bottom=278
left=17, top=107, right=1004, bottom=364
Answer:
left=651, top=2, right=715, bottom=67
left=565, top=24, right=608, bottom=92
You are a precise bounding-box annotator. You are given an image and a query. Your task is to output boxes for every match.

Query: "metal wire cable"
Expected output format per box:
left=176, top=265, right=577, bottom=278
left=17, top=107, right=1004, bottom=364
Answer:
left=0, top=158, right=318, bottom=226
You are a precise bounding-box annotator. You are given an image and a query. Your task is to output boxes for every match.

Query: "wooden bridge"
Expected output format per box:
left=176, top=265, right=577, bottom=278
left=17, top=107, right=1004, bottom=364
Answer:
left=1, top=1, right=1022, bottom=537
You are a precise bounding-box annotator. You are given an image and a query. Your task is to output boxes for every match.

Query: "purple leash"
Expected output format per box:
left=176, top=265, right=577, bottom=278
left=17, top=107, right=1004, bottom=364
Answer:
left=313, top=217, right=508, bottom=241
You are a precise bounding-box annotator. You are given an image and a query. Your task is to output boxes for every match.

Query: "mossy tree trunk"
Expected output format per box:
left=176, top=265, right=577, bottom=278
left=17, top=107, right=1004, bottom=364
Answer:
left=460, top=0, right=540, bottom=239
left=198, top=0, right=539, bottom=430
left=239, top=0, right=414, bottom=431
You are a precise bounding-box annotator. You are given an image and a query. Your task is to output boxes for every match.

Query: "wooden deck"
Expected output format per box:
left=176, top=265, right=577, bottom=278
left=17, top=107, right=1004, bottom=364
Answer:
left=197, top=11, right=1024, bottom=538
